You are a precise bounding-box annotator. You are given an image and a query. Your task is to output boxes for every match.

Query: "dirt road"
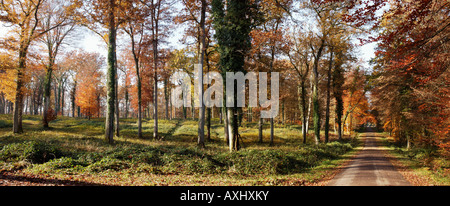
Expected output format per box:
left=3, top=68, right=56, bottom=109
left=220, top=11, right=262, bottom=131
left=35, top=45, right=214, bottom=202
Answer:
left=328, top=130, right=411, bottom=186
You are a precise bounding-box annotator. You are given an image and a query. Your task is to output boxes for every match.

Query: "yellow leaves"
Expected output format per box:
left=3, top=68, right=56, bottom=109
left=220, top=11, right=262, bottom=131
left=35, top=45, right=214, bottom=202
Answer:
left=0, top=68, right=17, bottom=102
left=0, top=52, right=17, bottom=101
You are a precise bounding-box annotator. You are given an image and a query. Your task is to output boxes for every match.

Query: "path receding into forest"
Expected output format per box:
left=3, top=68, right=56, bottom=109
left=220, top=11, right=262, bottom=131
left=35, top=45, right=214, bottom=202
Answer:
left=328, top=129, right=411, bottom=186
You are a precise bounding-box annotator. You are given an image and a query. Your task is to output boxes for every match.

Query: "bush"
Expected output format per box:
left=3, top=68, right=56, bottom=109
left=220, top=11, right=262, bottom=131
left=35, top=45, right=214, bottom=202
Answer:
left=43, top=157, right=80, bottom=169
left=217, top=150, right=310, bottom=175
left=102, top=146, right=162, bottom=165
left=0, top=141, right=62, bottom=164
left=30, top=157, right=86, bottom=174
left=0, top=138, right=355, bottom=176
left=0, top=120, right=12, bottom=128
left=160, top=153, right=220, bottom=175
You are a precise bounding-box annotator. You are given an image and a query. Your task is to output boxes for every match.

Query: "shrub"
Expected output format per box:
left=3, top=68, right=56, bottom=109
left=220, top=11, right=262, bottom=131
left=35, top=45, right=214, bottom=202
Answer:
left=160, top=153, right=219, bottom=175
left=102, top=146, right=162, bottom=165
left=0, top=120, right=12, bottom=128
left=0, top=141, right=62, bottom=164
left=43, top=157, right=79, bottom=169
left=217, top=150, right=309, bottom=175
left=30, top=157, right=86, bottom=173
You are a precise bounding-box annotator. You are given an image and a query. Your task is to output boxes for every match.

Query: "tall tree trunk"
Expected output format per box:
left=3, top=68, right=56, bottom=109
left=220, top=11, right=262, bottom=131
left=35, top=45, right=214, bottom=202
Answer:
left=312, top=40, right=325, bottom=145
left=232, top=108, right=240, bottom=151
left=269, top=118, right=274, bottom=146
left=105, top=0, right=117, bottom=144
left=333, top=66, right=344, bottom=141
left=312, top=78, right=320, bottom=145
left=153, top=35, right=158, bottom=140
left=71, top=81, right=76, bottom=117
left=138, top=88, right=142, bottom=138
left=56, top=80, right=61, bottom=116
left=300, top=81, right=307, bottom=144
left=325, top=51, right=333, bottom=143
left=219, top=107, right=223, bottom=124
left=258, top=117, right=263, bottom=143
left=115, top=70, right=120, bottom=137
left=281, top=100, right=285, bottom=124
left=43, top=64, right=53, bottom=128
left=197, top=0, right=207, bottom=148
left=306, top=79, right=313, bottom=136
left=13, top=48, right=27, bottom=134
left=164, top=78, right=169, bottom=119
left=206, top=107, right=211, bottom=141
left=224, top=103, right=229, bottom=144
left=0, top=94, right=4, bottom=114
left=132, top=39, right=143, bottom=138
left=125, top=87, right=129, bottom=119
left=24, top=95, right=28, bottom=115
left=227, top=108, right=240, bottom=151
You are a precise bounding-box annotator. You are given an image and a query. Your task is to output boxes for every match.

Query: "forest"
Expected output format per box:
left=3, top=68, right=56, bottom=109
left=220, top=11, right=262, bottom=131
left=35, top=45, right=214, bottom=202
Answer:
left=0, top=0, right=448, bottom=186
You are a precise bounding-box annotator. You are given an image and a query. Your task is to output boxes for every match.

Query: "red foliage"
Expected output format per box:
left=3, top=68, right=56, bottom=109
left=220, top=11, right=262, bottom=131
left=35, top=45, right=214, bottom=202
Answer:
left=45, top=108, right=57, bottom=122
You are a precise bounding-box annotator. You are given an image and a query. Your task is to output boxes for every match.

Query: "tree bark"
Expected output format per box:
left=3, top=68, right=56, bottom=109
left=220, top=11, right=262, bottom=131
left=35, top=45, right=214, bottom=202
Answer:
left=105, top=0, right=117, bottom=144
left=115, top=69, right=120, bottom=137
left=258, top=117, right=263, bottom=143
left=197, top=0, right=207, bottom=148
left=312, top=40, right=325, bottom=145
left=43, top=64, right=53, bottom=128
left=13, top=48, right=27, bottom=134
left=164, top=78, right=169, bottom=119
left=325, top=50, right=333, bottom=143
left=149, top=0, right=161, bottom=140
left=299, top=81, right=307, bottom=144
left=71, top=81, right=76, bottom=117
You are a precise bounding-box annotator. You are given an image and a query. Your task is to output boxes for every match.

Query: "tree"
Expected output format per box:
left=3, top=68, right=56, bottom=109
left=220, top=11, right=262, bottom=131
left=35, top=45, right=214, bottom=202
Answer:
left=81, top=0, right=130, bottom=143
left=74, top=52, right=104, bottom=119
left=370, top=0, right=449, bottom=151
left=177, top=0, right=209, bottom=147
left=104, top=0, right=117, bottom=143
left=299, top=0, right=354, bottom=144
left=139, top=0, right=174, bottom=140
left=39, top=0, right=77, bottom=128
left=0, top=0, right=55, bottom=133
left=250, top=0, right=292, bottom=146
left=212, top=0, right=261, bottom=151
left=123, top=0, right=151, bottom=139
left=332, top=51, right=345, bottom=140
left=342, top=66, right=368, bottom=135
left=283, top=30, right=313, bottom=144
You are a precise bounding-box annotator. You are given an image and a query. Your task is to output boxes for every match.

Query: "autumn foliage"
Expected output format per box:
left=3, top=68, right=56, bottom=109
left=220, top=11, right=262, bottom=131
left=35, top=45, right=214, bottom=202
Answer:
left=69, top=51, right=105, bottom=119
left=368, top=0, right=449, bottom=156
left=0, top=0, right=447, bottom=159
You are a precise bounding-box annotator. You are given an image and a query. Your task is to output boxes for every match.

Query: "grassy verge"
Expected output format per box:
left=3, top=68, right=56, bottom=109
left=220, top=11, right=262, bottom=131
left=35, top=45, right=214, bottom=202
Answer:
left=0, top=115, right=359, bottom=186
left=381, top=135, right=450, bottom=186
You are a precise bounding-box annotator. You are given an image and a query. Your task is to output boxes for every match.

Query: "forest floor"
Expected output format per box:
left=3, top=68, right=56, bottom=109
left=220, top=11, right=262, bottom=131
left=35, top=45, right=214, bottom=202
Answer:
left=0, top=115, right=448, bottom=186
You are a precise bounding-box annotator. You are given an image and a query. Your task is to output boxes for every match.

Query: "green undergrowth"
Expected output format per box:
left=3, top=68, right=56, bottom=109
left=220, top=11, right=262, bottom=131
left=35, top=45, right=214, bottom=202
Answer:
left=0, top=115, right=359, bottom=185
left=1, top=137, right=356, bottom=177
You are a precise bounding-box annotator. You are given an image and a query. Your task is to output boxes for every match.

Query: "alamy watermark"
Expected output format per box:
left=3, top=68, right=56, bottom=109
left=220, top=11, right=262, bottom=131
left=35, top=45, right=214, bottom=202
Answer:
left=170, top=64, right=279, bottom=118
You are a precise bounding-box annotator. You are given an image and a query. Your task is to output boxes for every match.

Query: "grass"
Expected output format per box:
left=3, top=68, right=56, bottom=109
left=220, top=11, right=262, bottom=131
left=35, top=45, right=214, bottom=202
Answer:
left=0, top=114, right=359, bottom=186
left=381, top=136, right=450, bottom=186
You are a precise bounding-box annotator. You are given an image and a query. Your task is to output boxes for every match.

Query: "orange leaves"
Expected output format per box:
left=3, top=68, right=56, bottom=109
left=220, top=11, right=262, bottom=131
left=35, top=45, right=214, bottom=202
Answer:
left=64, top=51, right=105, bottom=118
left=250, top=28, right=284, bottom=52
left=371, top=0, right=449, bottom=151
left=342, top=68, right=372, bottom=127
left=76, top=80, right=102, bottom=118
